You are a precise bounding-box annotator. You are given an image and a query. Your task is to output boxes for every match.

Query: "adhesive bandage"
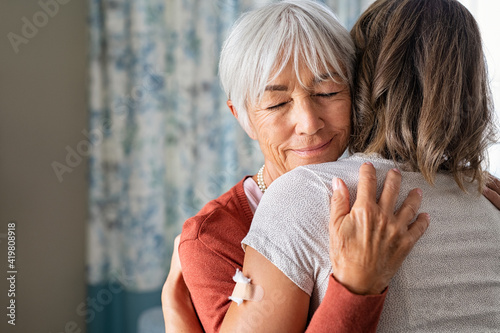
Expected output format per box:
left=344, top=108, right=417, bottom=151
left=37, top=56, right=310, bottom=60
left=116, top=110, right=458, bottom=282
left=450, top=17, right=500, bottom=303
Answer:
left=228, top=269, right=264, bottom=305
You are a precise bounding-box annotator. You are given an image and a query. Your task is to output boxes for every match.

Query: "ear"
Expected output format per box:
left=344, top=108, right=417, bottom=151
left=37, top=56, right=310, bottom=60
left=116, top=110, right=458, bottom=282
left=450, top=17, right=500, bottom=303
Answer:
left=227, top=100, right=257, bottom=140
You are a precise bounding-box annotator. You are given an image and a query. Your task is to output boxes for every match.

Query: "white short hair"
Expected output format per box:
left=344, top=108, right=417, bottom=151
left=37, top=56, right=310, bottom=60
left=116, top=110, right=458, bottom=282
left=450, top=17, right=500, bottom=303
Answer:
left=219, top=0, right=355, bottom=132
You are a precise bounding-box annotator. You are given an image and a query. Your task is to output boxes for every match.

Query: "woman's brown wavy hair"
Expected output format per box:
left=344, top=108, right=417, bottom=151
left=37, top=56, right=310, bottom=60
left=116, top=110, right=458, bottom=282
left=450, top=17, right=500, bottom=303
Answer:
left=349, top=0, right=497, bottom=191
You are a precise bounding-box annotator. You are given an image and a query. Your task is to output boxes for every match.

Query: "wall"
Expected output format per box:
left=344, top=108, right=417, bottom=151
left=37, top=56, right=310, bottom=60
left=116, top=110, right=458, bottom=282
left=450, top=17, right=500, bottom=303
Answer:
left=0, top=0, right=88, bottom=332
left=459, top=0, right=500, bottom=176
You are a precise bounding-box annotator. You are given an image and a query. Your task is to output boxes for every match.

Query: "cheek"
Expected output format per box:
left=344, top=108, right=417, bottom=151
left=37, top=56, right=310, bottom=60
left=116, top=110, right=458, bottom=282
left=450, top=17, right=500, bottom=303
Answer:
left=249, top=115, right=289, bottom=158
left=252, top=112, right=293, bottom=145
left=326, top=101, right=351, bottom=132
left=259, top=126, right=291, bottom=155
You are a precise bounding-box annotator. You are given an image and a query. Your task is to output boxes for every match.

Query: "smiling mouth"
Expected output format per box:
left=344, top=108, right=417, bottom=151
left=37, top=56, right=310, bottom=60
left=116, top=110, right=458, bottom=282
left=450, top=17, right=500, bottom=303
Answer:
left=291, top=138, right=333, bottom=156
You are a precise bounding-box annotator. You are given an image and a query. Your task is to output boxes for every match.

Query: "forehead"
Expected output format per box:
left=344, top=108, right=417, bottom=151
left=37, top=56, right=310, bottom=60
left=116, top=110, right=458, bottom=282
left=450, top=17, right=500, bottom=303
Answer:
left=265, top=68, right=342, bottom=92
left=248, top=56, right=350, bottom=107
left=278, top=57, right=343, bottom=79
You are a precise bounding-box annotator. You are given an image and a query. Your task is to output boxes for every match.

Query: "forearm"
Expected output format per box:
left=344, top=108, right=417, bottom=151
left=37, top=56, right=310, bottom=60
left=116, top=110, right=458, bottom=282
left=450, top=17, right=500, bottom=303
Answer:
left=163, top=307, right=203, bottom=333
left=305, top=275, right=386, bottom=333
left=162, top=274, right=204, bottom=333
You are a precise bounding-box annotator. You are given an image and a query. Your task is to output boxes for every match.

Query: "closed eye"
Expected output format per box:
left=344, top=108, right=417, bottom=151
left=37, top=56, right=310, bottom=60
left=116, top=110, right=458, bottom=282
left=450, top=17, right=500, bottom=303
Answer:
left=267, top=101, right=290, bottom=110
left=313, top=92, right=339, bottom=98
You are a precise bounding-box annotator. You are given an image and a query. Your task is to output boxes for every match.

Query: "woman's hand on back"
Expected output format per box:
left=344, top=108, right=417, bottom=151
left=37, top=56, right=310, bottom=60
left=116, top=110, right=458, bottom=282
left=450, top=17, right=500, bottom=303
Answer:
left=483, top=173, right=500, bottom=210
left=328, top=163, right=430, bottom=295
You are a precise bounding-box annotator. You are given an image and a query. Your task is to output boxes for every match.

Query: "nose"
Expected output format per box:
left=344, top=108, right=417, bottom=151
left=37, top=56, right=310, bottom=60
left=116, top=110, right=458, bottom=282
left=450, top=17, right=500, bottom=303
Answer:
left=293, top=98, right=324, bottom=136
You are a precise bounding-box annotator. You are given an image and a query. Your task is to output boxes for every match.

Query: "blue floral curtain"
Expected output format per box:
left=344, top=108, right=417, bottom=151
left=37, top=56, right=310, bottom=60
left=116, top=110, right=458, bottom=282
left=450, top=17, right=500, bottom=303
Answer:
left=86, top=1, right=368, bottom=332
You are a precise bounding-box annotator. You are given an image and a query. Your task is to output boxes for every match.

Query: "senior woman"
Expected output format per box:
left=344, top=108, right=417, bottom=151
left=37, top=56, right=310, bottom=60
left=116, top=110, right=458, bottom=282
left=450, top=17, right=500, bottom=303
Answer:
left=222, top=0, right=500, bottom=331
left=161, top=1, right=431, bottom=332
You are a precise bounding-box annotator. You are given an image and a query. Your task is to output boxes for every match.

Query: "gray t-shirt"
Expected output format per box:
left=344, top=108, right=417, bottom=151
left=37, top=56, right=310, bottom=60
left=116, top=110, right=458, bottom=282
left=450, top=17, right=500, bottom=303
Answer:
left=243, top=153, right=500, bottom=332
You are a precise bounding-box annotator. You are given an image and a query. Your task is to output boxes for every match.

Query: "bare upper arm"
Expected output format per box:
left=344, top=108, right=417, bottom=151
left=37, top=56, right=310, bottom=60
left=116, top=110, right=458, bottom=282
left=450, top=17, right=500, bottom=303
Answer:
left=220, top=246, right=310, bottom=333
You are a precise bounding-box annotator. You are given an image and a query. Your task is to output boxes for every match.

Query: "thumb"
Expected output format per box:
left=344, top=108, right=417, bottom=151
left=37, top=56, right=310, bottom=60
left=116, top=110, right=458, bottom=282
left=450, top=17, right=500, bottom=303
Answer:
left=171, top=234, right=182, bottom=273
left=330, top=177, right=350, bottom=229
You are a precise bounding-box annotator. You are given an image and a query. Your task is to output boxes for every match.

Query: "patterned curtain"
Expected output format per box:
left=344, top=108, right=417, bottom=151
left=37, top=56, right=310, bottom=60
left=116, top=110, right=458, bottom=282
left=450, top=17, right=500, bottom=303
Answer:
left=86, top=1, right=369, bottom=332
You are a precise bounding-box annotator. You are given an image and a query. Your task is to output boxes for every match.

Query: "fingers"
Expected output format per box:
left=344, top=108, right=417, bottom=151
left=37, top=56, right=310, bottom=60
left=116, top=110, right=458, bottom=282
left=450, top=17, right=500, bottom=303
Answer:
left=329, top=177, right=350, bottom=229
left=356, top=162, right=377, bottom=203
left=484, top=174, right=500, bottom=210
left=169, top=234, right=183, bottom=275
left=378, top=168, right=402, bottom=212
left=173, top=235, right=181, bottom=254
left=406, top=213, right=430, bottom=245
left=483, top=187, right=500, bottom=210
left=485, top=173, right=500, bottom=192
left=395, top=188, right=423, bottom=224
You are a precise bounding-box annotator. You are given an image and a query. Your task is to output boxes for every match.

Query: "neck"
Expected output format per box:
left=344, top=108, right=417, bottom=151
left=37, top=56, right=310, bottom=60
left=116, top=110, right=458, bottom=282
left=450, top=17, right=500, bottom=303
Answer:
left=253, top=162, right=282, bottom=189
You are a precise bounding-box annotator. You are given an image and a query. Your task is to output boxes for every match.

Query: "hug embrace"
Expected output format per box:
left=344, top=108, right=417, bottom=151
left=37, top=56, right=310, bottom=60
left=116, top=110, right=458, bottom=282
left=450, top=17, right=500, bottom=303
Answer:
left=163, top=0, right=500, bottom=332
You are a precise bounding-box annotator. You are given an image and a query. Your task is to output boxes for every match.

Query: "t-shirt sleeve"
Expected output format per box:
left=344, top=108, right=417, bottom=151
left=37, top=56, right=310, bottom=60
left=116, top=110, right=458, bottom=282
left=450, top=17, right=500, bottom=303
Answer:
left=179, top=237, right=238, bottom=333
left=306, top=275, right=387, bottom=332
left=242, top=167, right=331, bottom=295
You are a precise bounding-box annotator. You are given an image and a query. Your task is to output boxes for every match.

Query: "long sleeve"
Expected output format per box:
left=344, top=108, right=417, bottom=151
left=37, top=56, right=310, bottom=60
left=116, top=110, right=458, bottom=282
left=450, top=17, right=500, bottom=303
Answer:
left=178, top=178, right=253, bottom=333
left=179, top=238, right=241, bottom=332
left=306, top=275, right=387, bottom=332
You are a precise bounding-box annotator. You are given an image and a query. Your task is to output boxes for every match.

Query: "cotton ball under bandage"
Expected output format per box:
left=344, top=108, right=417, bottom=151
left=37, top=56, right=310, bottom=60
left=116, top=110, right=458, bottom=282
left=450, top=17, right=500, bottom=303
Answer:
left=228, top=269, right=264, bottom=305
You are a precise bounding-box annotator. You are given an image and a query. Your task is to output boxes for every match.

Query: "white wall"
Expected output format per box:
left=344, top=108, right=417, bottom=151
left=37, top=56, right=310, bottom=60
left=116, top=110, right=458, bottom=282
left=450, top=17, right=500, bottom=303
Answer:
left=459, top=0, right=500, bottom=177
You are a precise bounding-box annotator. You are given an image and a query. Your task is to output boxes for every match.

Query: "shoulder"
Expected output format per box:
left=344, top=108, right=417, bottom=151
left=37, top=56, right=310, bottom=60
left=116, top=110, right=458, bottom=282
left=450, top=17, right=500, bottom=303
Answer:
left=242, top=165, right=339, bottom=295
left=263, top=155, right=371, bottom=202
left=248, top=154, right=390, bottom=239
left=254, top=161, right=352, bottom=222
left=179, top=177, right=253, bottom=266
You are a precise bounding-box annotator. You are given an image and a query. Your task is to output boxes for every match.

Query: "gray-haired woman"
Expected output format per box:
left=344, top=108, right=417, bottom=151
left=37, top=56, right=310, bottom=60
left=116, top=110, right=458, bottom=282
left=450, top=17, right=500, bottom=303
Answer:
left=162, top=1, right=500, bottom=332
left=222, top=0, right=500, bottom=331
